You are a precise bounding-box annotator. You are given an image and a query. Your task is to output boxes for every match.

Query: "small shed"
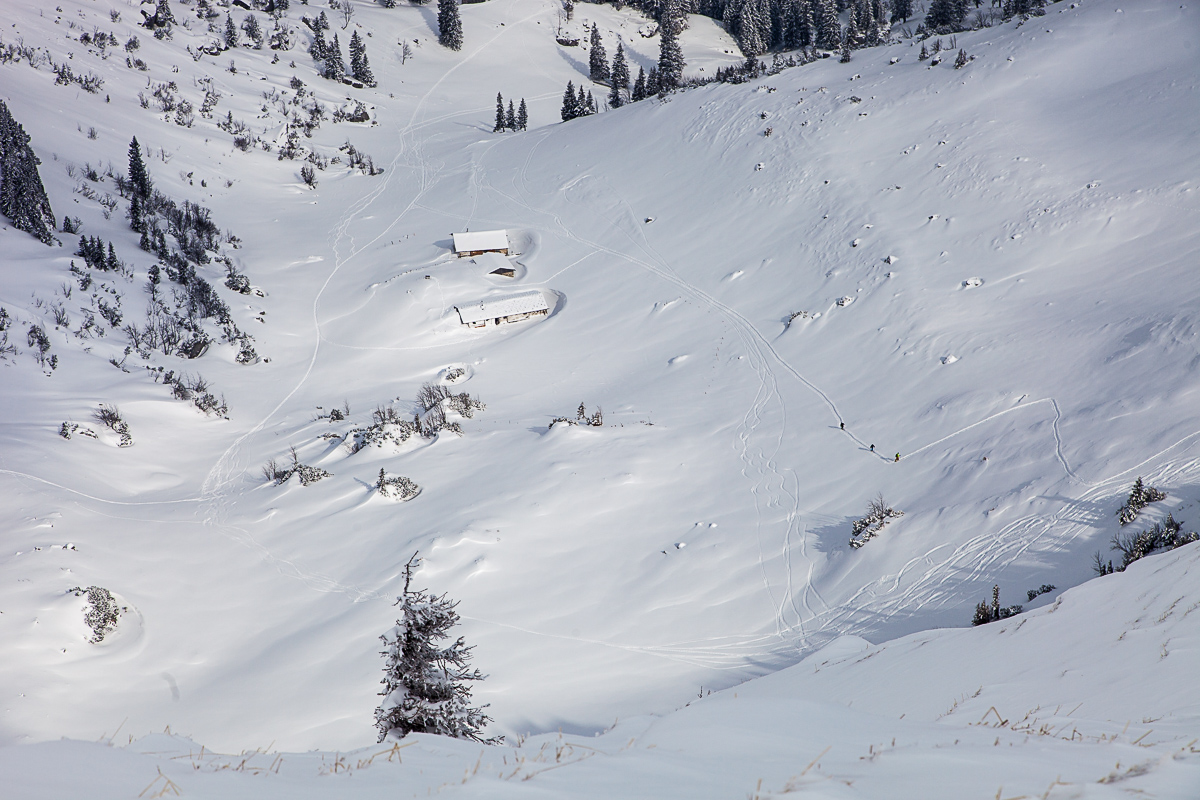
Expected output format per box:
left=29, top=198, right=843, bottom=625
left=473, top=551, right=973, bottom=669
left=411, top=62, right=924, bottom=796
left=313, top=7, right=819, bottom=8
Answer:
left=456, top=291, right=550, bottom=328
left=452, top=229, right=509, bottom=258
left=472, top=251, right=516, bottom=278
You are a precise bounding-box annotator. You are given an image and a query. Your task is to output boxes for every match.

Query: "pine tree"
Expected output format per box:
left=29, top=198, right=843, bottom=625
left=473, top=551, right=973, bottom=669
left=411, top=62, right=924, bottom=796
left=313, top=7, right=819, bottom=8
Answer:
left=349, top=30, right=376, bottom=86
left=657, top=0, right=685, bottom=90
left=918, top=41, right=929, bottom=60
left=516, top=98, right=528, bottom=131
left=505, top=100, right=516, bottom=131
left=584, top=90, right=596, bottom=115
left=324, top=32, right=346, bottom=81
left=845, top=6, right=860, bottom=46
left=560, top=81, right=578, bottom=122
left=316, top=10, right=330, bottom=31
left=839, top=34, right=852, bottom=62
left=375, top=555, right=494, bottom=743
left=310, top=30, right=326, bottom=63
left=611, top=43, right=630, bottom=94
left=954, top=48, right=968, bottom=69
left=926, top=0, right=968, bottom=30
left=438, top=0, right=463, bottom=51
left=494, top=92, right=506, bottom=131
left=224, top=13, right=238, bottom=48
left=588, top=23, right=609, bottom=83
left=127, top=137, right=152, bottom=200
left=0, top=101, right=56, bottom=245
left=608, top=78, right=623, bottom=109
left=632, top=66, right=647, bottom=102
left=814, top=0, right=840, bottom=49
left=891, top=0, right=912, bottom=22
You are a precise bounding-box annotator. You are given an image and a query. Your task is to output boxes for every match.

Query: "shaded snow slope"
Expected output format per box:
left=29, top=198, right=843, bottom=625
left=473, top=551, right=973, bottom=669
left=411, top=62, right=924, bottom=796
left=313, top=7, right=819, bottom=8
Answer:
left=0, top=0, right=1198, bottom=770
left=4, top=541, right=1198, bottom=798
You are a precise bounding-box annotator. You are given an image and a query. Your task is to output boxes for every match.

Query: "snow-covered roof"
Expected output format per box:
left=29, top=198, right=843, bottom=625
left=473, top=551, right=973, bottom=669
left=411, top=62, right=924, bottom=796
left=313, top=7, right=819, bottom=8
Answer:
left=452, top=229, right=509, bottom=253
left=455, top=291, right=549, bottom=324
left=470, top=252, right=511, bottom=272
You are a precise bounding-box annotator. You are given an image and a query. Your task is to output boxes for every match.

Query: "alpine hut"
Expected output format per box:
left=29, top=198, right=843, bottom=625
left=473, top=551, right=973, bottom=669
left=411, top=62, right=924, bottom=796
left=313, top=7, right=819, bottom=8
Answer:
left=452, top=229, right=509, bottom=258
left=456, top=291, right=550, bottom=328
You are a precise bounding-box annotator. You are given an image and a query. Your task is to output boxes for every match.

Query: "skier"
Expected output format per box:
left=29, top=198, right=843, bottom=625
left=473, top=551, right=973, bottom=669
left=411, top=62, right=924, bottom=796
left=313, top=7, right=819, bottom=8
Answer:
left=869, top=444, right=875, bottom=452
left=894, top=453, right=900, bottom=462
left=840, top=422, right=845, bottom=430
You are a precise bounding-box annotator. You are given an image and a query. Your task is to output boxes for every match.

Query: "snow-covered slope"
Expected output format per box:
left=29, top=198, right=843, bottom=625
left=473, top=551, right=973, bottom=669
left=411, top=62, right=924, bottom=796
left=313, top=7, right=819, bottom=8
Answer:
left=4, top=540, right=1198, bottom=798
left=1, top=0, right=1199, bottom=793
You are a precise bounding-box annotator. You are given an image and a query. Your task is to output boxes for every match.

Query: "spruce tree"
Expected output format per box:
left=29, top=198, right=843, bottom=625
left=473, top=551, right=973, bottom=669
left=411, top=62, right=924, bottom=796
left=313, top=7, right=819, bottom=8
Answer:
left=494, top=92, right=506, bottom=132
left=374, top=555, right=494, bottom=743
left=891, top=0, right=912, bottom=22
left=349, top=30, right=376, bottom=86
left=925, top=0, right=967, bottom=30
left=561, top=81, right=578, bottom=122
left=127, top=137, right=152, bottom=200
left=0, top=101, right=56, bottom=245
left=584, top=90, right=596, bottom=115
left=224, top=13, right=238, bottom=48
left=657, top=0, right=685, bottom=90
left=324, top=32, right=346, bottom=81
left=588, top=23, right=609, bottom=83
left=310, top=31, right=326, bottom=63
left=516, top=98, right=528, bottom=131
left=814, top=0, right=840, bottom=49
left=505, top=100, right=516, bottom=131
left=632, top=66, right=647, bottom=102
left=611, top=43, right=630, bottom=95
left=608, top=78, right=623, bottom=109
left=438, top=0, right=463, bottom=51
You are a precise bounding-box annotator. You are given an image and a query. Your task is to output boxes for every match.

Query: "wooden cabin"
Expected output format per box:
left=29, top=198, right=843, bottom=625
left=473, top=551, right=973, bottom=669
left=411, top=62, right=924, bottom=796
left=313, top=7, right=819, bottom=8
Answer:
left=456, top=291, right=550, bottom=328
left=452, top=229, right=509, bottom=258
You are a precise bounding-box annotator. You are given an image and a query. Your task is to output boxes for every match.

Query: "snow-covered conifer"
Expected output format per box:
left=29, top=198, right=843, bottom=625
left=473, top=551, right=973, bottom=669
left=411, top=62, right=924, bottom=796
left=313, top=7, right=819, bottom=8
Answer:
left=588, top=24, right=609, bottom=83
left=438, top=0, right=463, bottom=51
left=926, top=0, right=968, bottom=31
left=0, top=101, right=56, bottom=245
left=891, top=0, right=912, bottom=23
left=127, top=136, right=152, bottom=200
left=813, top=0, right=840, bottom=49
left=350, top=30, right=376, bottom=86
left=224, top=14, right=239, bottom=48
left=505, top=100, right=516, bottom=131
left=494, top=92, right=506, bottom=132
left=374, top=555, right=495, bottom=743
left=657, top=0, right=685, bottom=90
left=632, top=66, right=647, bottom=102
left=323, top=33, right=346, bottom=82
left=516, top=98, right=528, bottom=130
left=561, top=81, right=578, bottom=122
left=611, top=43, right=630, bottom=94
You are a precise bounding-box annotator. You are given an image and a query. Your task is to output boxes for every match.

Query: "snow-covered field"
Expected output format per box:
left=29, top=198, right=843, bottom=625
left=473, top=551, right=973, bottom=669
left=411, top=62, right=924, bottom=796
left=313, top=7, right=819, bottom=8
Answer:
left=1, top=0, right=1198, bottom=795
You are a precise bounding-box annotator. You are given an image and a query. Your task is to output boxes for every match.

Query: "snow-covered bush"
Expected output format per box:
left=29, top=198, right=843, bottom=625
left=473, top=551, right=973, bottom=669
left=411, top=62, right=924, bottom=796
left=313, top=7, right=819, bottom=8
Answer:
left=375, top=468, right=419, bottom=501
left=263, top=447, right=331, bottom=486
left=1111, top=514, right=1197, bottom=570
left=375, top=555, right=496, bottom=743
left=849, top=494, right=903, bottom=549
left=69, top=585, right=125, bottom=643
left=1026, top=584, right=1055, bottom=602
left=347, top=405, right=418, bottom=453
left=1116, top=477, right=1166, bottom=526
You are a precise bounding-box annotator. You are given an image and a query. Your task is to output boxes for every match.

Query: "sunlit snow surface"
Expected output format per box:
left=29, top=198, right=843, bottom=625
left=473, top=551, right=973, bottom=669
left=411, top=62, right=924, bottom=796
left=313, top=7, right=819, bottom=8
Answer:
left=1, top=0, right=1198, bottom=795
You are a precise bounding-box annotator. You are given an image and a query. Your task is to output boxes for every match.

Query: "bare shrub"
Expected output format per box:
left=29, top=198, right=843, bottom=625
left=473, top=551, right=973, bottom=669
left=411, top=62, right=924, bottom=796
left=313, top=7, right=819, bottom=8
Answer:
left=93, top=403, right=133, bottom=446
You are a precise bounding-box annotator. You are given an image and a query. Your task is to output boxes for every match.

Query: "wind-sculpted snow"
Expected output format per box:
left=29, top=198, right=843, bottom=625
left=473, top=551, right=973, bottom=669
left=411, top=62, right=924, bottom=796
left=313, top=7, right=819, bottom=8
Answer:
left=0, top=3, right=1198, bottom=797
